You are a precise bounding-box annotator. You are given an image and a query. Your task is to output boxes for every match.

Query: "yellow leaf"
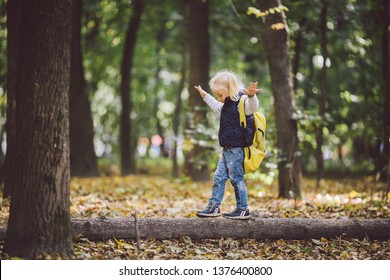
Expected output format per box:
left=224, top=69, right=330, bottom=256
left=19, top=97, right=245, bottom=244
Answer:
left=271, top=23, right=285, bottom=30
left=340, top=251, right=350, bottom=259
left=186, top=211, right=197, bottom=218
left=113, top=237, right=123, bottom=249
left=277, top=239, right=286, bottom=245
left=247, top=7, right=261, bottom=16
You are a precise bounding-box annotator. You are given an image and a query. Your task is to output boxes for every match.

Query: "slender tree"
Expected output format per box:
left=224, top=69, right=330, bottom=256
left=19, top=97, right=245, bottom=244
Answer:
left=315, top=0, right=329, bottom=186
left=172, top=51, right=186, bottom=178
left=70, top=0, right=99, bottom=177
left=184, top=0, right=211, bottom=181
left=292, top=19, right=305, bottom=91
left=120, top=0, right=144, bottom=175
left=257, top=0, right=302, bottom=198
left=152, top=13, right=168, bottom=158
left=4, top=0, right=73, bottom=258
left=172, top=2, right=188, bottom=178
left=380, top=0, right=389, bottom=182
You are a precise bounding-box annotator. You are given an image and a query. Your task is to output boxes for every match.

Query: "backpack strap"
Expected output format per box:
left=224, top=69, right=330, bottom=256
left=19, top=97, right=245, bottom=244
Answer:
left=239, top=95, right=248, bottom=128
left=238, top=95, right=251, bottom=159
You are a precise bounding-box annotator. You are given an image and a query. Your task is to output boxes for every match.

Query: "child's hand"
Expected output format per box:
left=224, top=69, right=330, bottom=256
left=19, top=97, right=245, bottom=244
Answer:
left=194, top=85, right=208, bottom=98
left=245, top=82, right=262, bottom=97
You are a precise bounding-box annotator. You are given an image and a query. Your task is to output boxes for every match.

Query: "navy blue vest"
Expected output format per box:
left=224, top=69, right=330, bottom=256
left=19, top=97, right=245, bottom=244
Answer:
left=219, top=94, right=255, bottom=148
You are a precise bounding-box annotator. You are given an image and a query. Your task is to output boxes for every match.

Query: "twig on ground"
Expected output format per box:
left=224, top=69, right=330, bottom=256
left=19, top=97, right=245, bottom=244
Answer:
left=134, top=210, right=141, bottom=253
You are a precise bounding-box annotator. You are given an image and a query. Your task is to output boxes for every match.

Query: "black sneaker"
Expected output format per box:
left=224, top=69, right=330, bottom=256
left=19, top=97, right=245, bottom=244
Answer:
left=196, top=203, right=221, bottom=217
left=223, top=208, right=250, bottom=220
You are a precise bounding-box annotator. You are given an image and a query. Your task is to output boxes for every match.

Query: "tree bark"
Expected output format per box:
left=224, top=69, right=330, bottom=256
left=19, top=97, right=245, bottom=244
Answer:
left=2, top=217, right=389, bottom=241
left=315, top=0, right=328, bottom=187
left=380, top=0, right=390, bottom=182
left=3, top=0, right=73, bottom=258
left=292, top=19, right=305, bottom=91
left=258, top=0, right=302, bottom=198
left=70, top=0, right=99, bottom=178
left=172, top=44, right=187, bottom=179
left=120, top=0, right=144, bottom=175
left=152, top=15, right=168, bottom=158
left=0, top=127, right=5, bottom=183
left=172, top=0, right=188, bottom=179
left=184, top=0, right=211, bottom=181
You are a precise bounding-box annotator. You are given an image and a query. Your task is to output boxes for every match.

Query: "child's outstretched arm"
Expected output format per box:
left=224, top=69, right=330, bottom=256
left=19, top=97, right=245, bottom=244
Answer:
left=194, top=85, right=223, bottom=114
left=244, top=82, right=261, bottom=115
left=194, top=85, right=208, bottom=98
left=244, top=82, right=262, bottom=97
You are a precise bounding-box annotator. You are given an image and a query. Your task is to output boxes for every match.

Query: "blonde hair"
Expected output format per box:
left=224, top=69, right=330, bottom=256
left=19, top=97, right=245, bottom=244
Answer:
left=209, top=71, right=244, bottom=101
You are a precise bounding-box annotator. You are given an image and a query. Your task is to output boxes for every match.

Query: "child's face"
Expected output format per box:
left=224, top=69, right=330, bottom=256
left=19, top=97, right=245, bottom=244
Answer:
left=212, top=87, right=230, bottom=103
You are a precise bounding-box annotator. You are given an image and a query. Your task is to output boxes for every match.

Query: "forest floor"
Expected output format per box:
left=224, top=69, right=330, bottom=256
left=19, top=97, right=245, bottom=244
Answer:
left=0, top=161, right=389, bottom=260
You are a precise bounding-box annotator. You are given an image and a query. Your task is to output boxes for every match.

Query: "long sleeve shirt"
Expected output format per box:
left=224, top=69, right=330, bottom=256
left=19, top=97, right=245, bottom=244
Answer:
left=203, top=93, right=259, bottom=115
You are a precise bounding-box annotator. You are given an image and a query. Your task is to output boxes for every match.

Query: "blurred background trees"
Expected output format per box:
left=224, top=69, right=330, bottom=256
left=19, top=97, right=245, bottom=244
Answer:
left=0, top=0, right=388, bottom=191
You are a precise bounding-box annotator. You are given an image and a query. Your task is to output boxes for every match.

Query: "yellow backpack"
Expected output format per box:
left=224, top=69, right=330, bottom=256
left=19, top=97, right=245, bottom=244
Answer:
left=239, top=96, right=267, bottom=174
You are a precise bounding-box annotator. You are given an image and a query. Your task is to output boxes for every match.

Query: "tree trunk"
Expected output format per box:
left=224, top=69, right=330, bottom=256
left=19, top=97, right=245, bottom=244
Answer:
left=292, top=19, right=305, bottom=91
left=172, top=0, right=188, bottom=179
left=70, top=0, right=99, bottom=178
left=2, top=217, right=388, bottom=241
left=315, top=0, right=328, bottom=187
left=84, top=3, right=101, bottom=96
left=3, top=0, right=21, bottom=198
left=184, top=0, right=211, bottom=181
left=302, top=52, right=315, bottom=111
left=3, top=0, right=73, bottom=258
left=120, top=0, right=144, bottom=176
left=258, top=0, right=302, bottom=198
left=380, top=0, right=390, bottom=182
left=172, top=42, right=187, bottom=179
left=0, top=127, right=4, bottom=183
left=152, top=15, right=168, bottom=158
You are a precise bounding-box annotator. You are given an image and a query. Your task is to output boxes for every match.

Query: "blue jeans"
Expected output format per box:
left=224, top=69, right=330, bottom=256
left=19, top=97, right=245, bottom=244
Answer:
left=209, top=147, right=248, bottom=209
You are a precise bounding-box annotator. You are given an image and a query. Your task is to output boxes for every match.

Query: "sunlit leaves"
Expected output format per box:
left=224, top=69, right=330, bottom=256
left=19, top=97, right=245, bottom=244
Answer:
left=247, top=6, right=289, bottom=18
left=64, top=174, right=390, bottom=223
left=246, top=4, right=289, bottom=35
left=271, top=23, right=285, bottom=30
left=340, top=91, right=360, bottom=103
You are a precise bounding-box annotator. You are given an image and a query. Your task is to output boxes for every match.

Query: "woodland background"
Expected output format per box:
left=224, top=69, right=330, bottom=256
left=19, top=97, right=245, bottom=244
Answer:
left=0, top=0, right=389, bottom=259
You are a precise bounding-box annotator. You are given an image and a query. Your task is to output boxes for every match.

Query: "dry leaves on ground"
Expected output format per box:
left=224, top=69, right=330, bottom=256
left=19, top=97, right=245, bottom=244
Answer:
left=1, top=174, right=389, bottom=259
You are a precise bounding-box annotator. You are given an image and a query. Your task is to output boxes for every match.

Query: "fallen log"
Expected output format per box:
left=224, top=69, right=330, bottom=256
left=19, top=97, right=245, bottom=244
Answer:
left=2, top=217, right=389, bottom=241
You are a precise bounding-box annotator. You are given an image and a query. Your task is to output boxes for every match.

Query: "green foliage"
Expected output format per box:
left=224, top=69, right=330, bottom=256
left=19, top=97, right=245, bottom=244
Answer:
left=284, top=0, right=385, bottom=174
left=0, top=0, right=386, bottom=177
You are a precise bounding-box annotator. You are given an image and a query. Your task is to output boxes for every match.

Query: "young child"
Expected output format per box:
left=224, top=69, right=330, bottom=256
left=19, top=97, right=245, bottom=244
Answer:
left=194, top=70, right=261, bottom=219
